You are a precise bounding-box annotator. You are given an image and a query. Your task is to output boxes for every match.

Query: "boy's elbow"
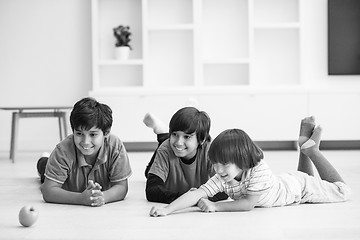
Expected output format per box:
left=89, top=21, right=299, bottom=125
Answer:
left=233, top=199, right=256, bottom=212
left=40, top=183, right=58, bottom=203
left=243, top=204, right=255, bottom=211
left=118, top=188, right=128, bottom=201
left=113, top=182, right=128, bottom=201
left=145, top=187, right=168, bottom=203
left=42, top=194, right=51, bottom=203
left=239, top=195, right=260, bottom=211
left=242, top=199, right=257, bottom=211
left=145, top=188, right=157, bottom=202
left=40, top=187, right=52, bottom=203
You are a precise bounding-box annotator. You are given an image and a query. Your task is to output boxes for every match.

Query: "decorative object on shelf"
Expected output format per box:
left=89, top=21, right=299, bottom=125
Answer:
left=113, top=25, right=132, bottom=60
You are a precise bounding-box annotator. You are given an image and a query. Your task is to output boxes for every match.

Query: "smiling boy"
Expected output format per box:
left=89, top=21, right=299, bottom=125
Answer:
left=38, top=97, right=132, bottom=207
left=144, top=108, right=228, bottom=204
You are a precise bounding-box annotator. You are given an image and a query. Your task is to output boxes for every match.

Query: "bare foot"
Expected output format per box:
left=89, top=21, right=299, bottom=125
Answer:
left=143, top=113, right=168, bottom=134
left=298, top=116, right=316, bottom=147
left=301, top=125, right=322, bottom=154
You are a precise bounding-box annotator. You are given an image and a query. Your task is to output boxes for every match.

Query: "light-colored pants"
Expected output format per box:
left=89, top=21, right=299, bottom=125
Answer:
left=289, top=171, right=352, bottom=203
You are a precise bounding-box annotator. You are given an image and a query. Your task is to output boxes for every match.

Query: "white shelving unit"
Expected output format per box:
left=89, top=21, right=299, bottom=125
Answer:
left=91, top=0, right=300, bottom=92
left=90, top=0, right=360, bottom=142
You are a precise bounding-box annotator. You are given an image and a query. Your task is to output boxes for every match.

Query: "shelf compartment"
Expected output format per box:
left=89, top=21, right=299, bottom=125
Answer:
left=253, top=0, right=299, bottom=25
left=147, top=30, right=194, bottom=87
left=252, top=29, right=300, bottom=85
left=97, top=0, right=143, bottom=60
left=202, top=0, right=249, bottom=60
left=148, top=0, right=193, bottom=26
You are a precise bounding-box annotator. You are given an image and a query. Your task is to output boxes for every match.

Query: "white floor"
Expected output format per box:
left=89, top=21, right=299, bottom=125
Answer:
left=0, top=150, right=360, bottom=240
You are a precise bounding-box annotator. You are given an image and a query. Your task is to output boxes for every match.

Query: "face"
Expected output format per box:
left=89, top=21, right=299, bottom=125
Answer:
left=213, top=162, right=242, bottom=183
left=73, top=126, right=106, bottom=158
left=169, top=131, right=199, bottom=160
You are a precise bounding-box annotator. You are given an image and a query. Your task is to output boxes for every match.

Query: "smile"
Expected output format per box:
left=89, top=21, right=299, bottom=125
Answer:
left=82, top=146, right=93, bottom=150
left=175, top=146, right=186, bottom=151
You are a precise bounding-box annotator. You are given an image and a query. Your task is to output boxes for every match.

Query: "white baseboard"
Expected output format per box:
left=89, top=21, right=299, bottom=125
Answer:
left=123, top=140, right=360, bottom=152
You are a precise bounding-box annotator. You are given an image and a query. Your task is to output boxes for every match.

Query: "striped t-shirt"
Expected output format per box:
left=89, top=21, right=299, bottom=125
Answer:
left=200, top=160, right=301, bottom=207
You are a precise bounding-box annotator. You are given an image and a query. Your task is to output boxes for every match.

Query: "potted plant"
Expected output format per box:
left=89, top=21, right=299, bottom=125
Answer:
left=113, top=25, right=132, bottom=60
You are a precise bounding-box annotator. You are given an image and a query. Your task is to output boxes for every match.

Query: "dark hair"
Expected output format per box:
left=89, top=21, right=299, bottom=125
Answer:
left=208, top=129, right=263, bottom=169
left=169, top=107, right=211, bottom=144
left=70, top=97, right=113, bottom=134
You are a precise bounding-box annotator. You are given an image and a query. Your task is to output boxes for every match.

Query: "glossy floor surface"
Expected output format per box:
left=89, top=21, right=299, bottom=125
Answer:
left=0, top=150, right=359, bottom=240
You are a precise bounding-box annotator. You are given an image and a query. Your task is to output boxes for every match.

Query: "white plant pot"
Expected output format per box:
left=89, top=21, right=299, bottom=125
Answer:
left=115, top=46, right=130, bottom=60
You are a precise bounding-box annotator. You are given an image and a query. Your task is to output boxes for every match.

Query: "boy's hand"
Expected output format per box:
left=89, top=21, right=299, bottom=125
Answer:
left=90, top=190, right=105, bottom=207
left=86, top=180, right=105, bottom=207
left=197, top=198, right=216, bottom=213
left=81, top=183, right=96, bottom=206
left=88, top=180, right=102, bottom=191
left=149, top=206, right=169, bottom=217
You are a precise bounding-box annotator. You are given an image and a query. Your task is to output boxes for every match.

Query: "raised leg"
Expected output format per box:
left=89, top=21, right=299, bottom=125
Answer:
left=143, top=112, right=169, bottom=178
left=297, top=116, right=315, bottom=176
left=143, top=112, right=168, bottom=134
left=301, top=126, right=345, bottom=183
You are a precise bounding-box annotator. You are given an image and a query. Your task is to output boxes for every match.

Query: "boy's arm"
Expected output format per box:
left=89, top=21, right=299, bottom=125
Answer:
left=41, top=178, right=94, bottom=206
left=208, top=192, right=228, bottom=202
left=203, top=194, right=260, bottom=212
left=145, top=173, right=181, bottom=203
left=102, top=179, right=128, bottom=203
left=150, top=188, right=208, bottom=217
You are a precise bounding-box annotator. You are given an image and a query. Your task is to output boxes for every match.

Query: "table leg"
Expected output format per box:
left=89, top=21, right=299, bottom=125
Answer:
left=10, top=112, right=19, bottom=163
left=62, top=112, right=68, bottom=138
left=58, top=112, right=68, bottom=140
left=58, top=115, right=63, bottom=140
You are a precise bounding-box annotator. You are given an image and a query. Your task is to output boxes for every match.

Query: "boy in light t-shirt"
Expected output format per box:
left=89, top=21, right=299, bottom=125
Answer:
left=37, top=97, right=132, bottom=207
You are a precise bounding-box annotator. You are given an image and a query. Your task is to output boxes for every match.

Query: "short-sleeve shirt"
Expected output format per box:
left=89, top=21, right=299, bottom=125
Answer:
left=148, top=139, right=214, bottom=195
left=44, top=134, right=132, bottom=192
left=200, top=160, right=302, bottom=207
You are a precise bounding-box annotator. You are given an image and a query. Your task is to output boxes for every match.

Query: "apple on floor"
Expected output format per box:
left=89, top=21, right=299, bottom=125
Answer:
left=18, top=205, right=39, bottom=227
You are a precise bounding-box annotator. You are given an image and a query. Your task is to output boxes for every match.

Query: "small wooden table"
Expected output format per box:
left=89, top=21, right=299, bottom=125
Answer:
left=0, top=106, right=72, bottom=163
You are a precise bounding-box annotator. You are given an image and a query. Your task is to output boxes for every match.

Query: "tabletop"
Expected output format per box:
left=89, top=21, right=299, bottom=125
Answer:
left=0, top=106, right=72, bottom=111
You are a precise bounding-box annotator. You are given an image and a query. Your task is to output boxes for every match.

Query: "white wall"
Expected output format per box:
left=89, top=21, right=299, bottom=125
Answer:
left=0, top=0, right=359, bottom=153
left=0, top=0, right=92, bottom=151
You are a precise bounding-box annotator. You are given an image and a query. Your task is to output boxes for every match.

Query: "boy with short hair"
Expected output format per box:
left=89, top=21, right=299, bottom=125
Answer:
left=37, top=97, right=132, bottom=207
